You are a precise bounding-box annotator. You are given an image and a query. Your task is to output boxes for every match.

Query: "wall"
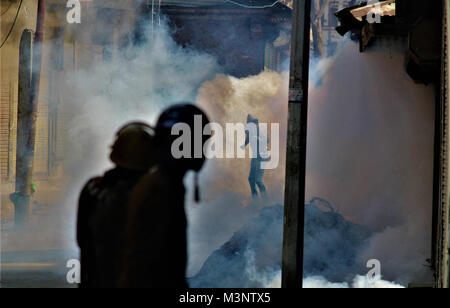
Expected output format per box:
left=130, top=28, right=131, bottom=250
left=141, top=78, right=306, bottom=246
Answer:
left=0, top=0, right=122, bottom=223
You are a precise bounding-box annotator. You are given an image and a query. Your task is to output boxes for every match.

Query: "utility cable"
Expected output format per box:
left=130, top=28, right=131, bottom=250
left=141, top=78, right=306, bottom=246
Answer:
left=153, top=0, right=282, bottom=9
left=0, top=0, right=14, bottom=16
left=0, top=0, right=24, bottom=49
left=224, top=0, right=281, bottom=9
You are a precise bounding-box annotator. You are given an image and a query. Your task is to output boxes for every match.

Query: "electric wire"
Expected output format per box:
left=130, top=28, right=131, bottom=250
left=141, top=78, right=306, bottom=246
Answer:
left=150, top=0, right=282, bottom=9
left=224, top=0, right=281, bottom=9
left=0, top=0, right=24, bottom=49
left=0, top=0, right=14, bottom=16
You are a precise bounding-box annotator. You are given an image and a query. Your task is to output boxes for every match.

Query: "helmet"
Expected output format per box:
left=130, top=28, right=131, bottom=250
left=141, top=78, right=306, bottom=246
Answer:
left=155, top=103, right=210, bottom=173
left=109, top=122, right=156, bottom=171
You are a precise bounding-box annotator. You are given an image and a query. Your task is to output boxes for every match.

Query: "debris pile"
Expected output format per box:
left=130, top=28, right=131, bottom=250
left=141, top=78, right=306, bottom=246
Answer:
left=189, top=198, right=372, bottom=288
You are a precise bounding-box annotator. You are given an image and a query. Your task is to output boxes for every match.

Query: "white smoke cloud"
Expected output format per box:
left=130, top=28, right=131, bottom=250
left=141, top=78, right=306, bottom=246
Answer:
left=197, top=38, right=436, bottom=287
left=195, top=71, right=288, bottom=199
left=2, top=3, right=435, bottom=288
left=56, top=20, right=219, bottom=247
left=247, top=253, right=405, bottom=288
left=254, top=269, right=405, bottom=288
left=306, top=39, right=435, bottom=285
left=187, top=71, right=289, bottom=276
left=56, top=16, right=286, bottom=279
left=245, top=249, right=282, bottom=288
left=303, top=275, right=404, bottom=289
left=0, top=18, right=220, bottom=253
left=63, top=24, right=219, bottom=178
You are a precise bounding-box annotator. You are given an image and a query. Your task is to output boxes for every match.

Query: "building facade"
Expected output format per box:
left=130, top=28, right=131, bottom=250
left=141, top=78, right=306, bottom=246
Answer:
left=0, top=0, right=140, bottom=222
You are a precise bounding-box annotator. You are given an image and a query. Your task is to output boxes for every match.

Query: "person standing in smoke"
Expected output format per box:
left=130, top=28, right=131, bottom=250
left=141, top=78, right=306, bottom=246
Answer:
left=241, top=114, right=269, bottom=200
left=117, top=103, right=210, bottom=288
left=77, top=122, right=157, bottom=288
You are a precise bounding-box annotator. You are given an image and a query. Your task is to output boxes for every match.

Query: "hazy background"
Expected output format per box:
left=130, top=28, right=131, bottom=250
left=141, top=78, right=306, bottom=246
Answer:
left=1, top=4, right=436, bottom=287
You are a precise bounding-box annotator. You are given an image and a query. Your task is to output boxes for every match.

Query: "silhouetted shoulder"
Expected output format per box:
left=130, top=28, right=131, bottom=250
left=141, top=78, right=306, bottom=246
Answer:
left=77, top=176, right=102, bottom=246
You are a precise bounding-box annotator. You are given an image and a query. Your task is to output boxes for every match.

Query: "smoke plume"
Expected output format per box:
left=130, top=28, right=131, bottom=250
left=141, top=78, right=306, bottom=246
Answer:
left=2, top=3, right=435, bottom=288
left=190, top=39, right=435, bottom=286
left=306, top=39, right=435, bottom=284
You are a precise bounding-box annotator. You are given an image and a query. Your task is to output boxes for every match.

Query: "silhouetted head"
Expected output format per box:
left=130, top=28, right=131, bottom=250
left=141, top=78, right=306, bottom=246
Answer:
left=155, top=103, right=210, bottom=174
left=109, top=122, right=156, bottom=171
left=247, top=114, right=259, bottom=124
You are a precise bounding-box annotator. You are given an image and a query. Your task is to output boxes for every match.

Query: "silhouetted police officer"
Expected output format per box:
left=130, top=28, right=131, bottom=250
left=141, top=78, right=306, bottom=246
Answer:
left=118, top=103, right=210, bottom=288
left=77, top=122, right=156, bottom=288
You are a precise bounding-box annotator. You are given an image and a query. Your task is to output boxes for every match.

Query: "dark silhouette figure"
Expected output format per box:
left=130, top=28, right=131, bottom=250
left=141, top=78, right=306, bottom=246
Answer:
left=118, top=103, right=210, bottom=288
left=242, top=114, right=268, bottom=199
left=77, top=122, right=156, bottom=288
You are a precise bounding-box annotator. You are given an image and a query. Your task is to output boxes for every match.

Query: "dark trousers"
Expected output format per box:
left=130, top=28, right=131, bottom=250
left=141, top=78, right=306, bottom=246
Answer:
left=249, top=158, right=267, bottom=199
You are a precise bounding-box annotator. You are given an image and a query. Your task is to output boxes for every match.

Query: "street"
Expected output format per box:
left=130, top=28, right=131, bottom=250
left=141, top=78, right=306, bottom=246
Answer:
left=0, top=250, right=78, bottom=288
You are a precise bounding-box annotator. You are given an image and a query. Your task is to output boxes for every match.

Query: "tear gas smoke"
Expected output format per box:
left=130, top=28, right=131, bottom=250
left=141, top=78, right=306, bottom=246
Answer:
left=187, top=71, right=288, bottom=275
left=1, top=5, right=435, bottom=288
left=2, top=19, right=219, bottom=254
left=246, top=266, right=405, bottom=288
left=303, top=275, right=405, bottom=288
left=306, top=40, right=435, bottom=285
left=190, top=39, right=435, bottom=286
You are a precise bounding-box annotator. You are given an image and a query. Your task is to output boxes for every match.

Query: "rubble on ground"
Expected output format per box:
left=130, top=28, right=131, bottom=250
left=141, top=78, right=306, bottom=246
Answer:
left=189, top=198, right=372, bottom=288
